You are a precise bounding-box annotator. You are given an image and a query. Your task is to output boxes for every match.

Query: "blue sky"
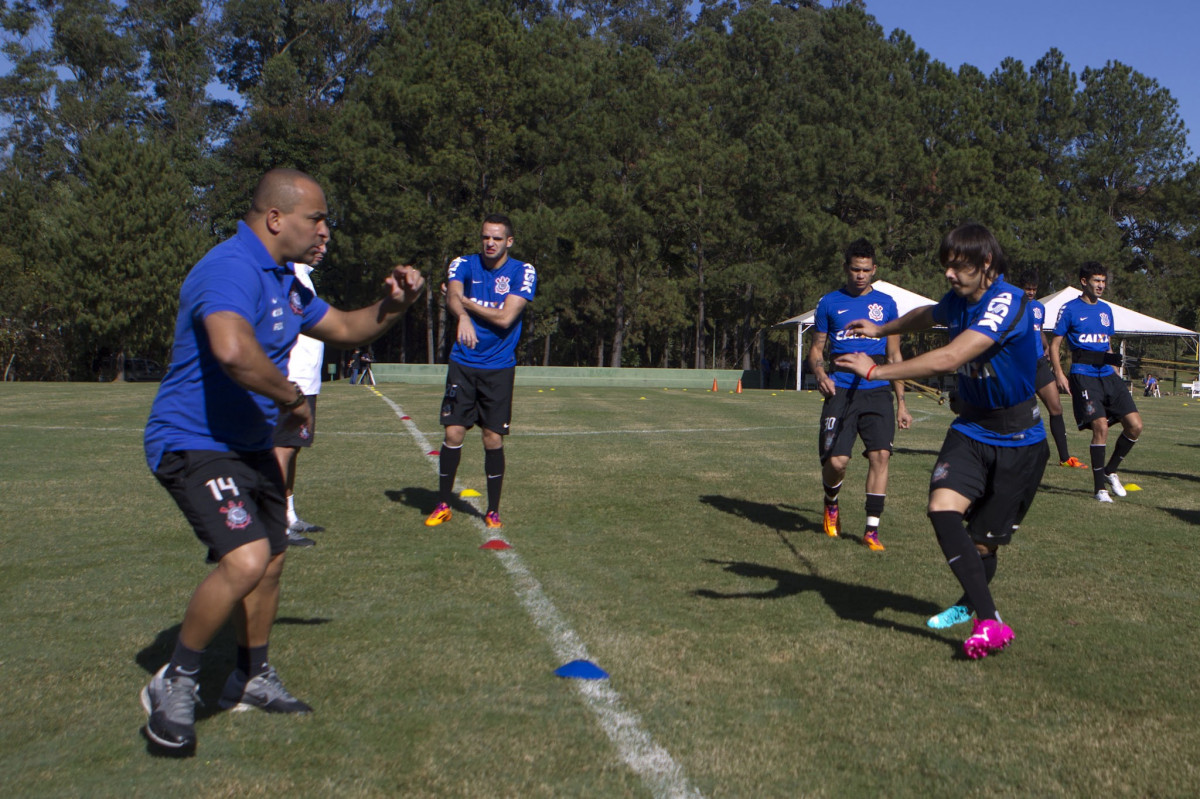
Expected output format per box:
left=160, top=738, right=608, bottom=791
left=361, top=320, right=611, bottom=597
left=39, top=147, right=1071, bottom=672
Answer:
left=864, top=0, right=1200, bottom=158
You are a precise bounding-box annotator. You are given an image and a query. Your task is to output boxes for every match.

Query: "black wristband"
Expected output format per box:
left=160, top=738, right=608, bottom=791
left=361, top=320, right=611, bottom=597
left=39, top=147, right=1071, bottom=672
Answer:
left=278, top=382, right=305, bottom=410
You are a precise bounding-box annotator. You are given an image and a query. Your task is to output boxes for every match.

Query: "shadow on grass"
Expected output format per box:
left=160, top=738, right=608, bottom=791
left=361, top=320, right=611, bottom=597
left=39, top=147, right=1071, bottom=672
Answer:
left=700, top=494, right=889, bottom=559
left=892, top=446, right=941, bottom=458
left=385, top=487, right=485, bottom=520
left=1162, top=507, right=1200, bottom=524
left=700, top=494, right=810, bottom=533
left=693, top=559, right=954, bottom=649
left=1117, top=467, right=1200, bottom=484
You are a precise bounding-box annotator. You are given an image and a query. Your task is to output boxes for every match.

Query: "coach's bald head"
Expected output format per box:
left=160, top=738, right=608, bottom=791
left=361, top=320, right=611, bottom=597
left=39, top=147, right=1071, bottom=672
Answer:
left=244, top=169, right=329, bottom=265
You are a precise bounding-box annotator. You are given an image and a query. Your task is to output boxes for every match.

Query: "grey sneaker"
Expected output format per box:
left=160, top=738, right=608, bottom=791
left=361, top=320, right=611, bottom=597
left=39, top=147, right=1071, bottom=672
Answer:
left=1106, top=472, right=1127, bottom=498
left=141, top=665, right=200, bottom=750
left=289, top=518, right=325, bottom=534
left=286, top=530, right=316, bottom=547
left=219, top=666, right=313, bottom=714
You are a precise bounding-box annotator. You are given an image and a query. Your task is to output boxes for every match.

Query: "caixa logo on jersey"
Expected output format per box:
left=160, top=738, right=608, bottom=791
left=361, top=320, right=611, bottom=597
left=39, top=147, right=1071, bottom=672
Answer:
left=868, top=303, right=884, bottom=322
left=494, top=276, right=511, bottom=296
left=221, top=500, right=252, bottom=530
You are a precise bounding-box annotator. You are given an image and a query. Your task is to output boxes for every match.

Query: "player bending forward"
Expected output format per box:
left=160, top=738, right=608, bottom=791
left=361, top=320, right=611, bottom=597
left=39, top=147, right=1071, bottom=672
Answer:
left=836, top=224, right=1048, bottom=659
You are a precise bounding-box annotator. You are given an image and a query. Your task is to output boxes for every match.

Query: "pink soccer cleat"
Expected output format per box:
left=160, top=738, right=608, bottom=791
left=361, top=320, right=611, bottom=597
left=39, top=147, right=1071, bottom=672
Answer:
left=963, top=619, right=1014, bottom=660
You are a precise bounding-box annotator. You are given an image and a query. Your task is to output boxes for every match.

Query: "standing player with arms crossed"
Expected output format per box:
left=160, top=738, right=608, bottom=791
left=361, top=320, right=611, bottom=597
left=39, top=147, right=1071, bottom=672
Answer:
left=837, top=224, right=1048, bottom=659
left=807, top=239, right=912, bottom=551
left=1048, top=262, right=1143, bottom=503
left=425, top=214, right=537, bottom=530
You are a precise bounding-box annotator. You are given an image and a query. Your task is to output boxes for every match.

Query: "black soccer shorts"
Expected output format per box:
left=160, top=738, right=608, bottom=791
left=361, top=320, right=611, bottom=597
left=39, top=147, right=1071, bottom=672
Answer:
left=1035, top=357, right=1055, bottom=391
left=929, top=429, right=1049, bottom=546
left=439, top=360, right=516, bottom=435
left=1068, top=372, right=1139, bottom=430
left=154, top=450, right=288, bottom=562
left=818, top=386, right=895, bottom=462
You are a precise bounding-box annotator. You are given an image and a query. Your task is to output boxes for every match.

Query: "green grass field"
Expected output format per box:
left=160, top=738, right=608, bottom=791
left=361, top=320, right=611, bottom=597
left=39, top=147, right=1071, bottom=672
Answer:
left=2, top=381, right=1199, bottom=797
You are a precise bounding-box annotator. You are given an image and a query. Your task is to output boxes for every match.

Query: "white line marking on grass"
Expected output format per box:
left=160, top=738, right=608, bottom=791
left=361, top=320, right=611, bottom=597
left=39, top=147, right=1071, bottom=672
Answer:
left=521, top=424, right=799, bottom=437
left=375, top=391, right=704, bottom=799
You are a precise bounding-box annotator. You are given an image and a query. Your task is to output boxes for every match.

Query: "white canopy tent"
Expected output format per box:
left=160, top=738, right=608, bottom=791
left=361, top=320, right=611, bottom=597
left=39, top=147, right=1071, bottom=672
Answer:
left=773, top=280, right=938, bottom=391
left=1039, top=285, right=1199, bottom=388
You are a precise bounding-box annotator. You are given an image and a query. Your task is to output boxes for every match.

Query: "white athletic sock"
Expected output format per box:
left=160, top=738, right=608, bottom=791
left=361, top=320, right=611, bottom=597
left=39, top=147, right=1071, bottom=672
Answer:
left=286, top=493, right=298, bottom=525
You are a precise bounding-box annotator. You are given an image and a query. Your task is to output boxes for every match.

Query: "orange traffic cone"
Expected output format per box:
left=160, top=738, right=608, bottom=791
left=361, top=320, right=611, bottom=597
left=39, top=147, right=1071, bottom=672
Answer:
left=712, top=378, right=718, bottom=392
left=736, top=379, right=743, bottom=393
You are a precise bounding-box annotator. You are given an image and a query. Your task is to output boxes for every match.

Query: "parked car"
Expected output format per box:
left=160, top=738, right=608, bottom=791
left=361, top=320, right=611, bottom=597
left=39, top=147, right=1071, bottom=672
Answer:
left=123, top=357, right=166, bottom=382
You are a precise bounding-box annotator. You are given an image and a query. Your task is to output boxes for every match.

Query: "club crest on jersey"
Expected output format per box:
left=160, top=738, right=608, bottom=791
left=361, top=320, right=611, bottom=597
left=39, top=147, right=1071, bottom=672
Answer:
left=868, top=303, right=884, bottom=322
left=932, top=461, right=950, bottom=483
left=1100, top=312, right=1111, bottom=327
left=221, top=500, right=252, bottom=530
left=494, top=276, right=511, bottom=295
left=289, top=289, right=304, bottom=315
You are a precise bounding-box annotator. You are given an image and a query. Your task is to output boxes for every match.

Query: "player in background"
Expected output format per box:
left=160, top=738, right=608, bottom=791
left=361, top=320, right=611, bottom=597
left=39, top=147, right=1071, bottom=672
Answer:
left=836, top=223, right=1047, bottom=659
left=807, top=239, right=912, bottom=551
left=1048, top=262, right=1143, bottom=503
left=273, top=245, right=328, bottom=547
left=425, top=214, right=537, bottom=530
left=1017, top=270, right=1086, bottom=470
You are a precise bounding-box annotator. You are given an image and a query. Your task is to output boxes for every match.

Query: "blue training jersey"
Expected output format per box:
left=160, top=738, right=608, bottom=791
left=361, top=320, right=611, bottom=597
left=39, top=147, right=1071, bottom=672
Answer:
left=931, top=278, right=1045, bottom=447
left=448, top=253, right=537, bottom=369
left=1052, top=296, right=1115, bottom=378
left=814, top=286, right=898, bottom=390
left=1029, top=299, right=1047, bottom=358
left=144, top=222, right=331, bottom=470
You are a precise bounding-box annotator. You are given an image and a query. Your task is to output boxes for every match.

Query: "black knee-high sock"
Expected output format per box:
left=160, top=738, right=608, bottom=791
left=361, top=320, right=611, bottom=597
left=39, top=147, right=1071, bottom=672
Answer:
left=1106, top=434, right=1137, bottom=474
left=1049, top=414, right=1070, bottom=462
left=438, top=443, right=463, bottom=503
left=1090, top=444, right=1108, bottom=492
left=929, top=511, right=997, bottom=622
left=484, top=447, right=505, bottom=513
left=822, top=479, right=842, bottom=507
left=952, top=551, right=998, bottom=610
left=864, top=493, right=885, bottom=533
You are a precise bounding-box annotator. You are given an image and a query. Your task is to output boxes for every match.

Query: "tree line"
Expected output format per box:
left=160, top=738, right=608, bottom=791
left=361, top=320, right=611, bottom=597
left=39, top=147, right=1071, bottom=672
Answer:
left=1, top=0, right=1196, bottom=381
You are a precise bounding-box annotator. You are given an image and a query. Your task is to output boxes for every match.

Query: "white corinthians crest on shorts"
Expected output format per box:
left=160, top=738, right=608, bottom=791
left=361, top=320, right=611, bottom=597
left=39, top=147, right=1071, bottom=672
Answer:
left=1100, top=312, right=1111, bottom=327
left=494, top=276, right=511, bottom=295
left=868, top=303, right=885, bottom=323
left=221, top=500, right=252, bottom=530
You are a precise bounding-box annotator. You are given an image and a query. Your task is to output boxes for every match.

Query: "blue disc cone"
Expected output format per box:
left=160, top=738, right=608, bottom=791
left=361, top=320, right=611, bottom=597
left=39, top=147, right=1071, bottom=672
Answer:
left=554, top=659, right=608, bottom=680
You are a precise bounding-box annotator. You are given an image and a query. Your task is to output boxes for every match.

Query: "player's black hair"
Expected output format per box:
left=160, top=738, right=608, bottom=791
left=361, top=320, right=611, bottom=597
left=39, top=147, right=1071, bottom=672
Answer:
left=1079, top=261, right=1107, bottom=281
left=843, top=238, right=875, bottom=266
left=483, top=213, right=514, bottom=238
left=938, top=223, right=1007, bottom=279
left=1016, top=269, right=1040, bottom=289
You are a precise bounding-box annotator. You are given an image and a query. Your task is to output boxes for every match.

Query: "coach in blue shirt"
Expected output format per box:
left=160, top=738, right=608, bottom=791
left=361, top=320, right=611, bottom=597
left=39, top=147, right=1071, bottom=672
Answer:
left=140, top=168, right=425, bottom=752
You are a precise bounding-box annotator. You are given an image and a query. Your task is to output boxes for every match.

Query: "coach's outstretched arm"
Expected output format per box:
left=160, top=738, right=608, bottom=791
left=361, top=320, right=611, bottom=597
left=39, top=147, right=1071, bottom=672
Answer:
left=307, top=265, right=425, bottom=348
